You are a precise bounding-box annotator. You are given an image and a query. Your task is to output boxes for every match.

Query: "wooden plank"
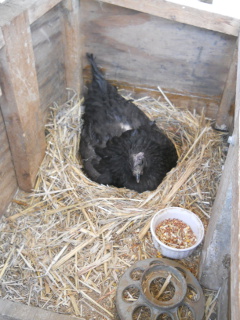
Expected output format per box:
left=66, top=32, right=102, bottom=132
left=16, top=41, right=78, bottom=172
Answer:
left=0, top=298, right=78, bottom=320
left=0, top=0, right=240, bottom=52
left=30, top=4, right=67, bottom=120
left=0, top=0, right=62, bottom=27
left=100, top=0, right=240, bottom=36
left=0, top=12, right=46, bottom=192
left=0, top=109, right=18, bottom=216
left=0, top=0, right=62, bottom=49
left=28, top=0, right=62, bottom=24
left=217, top=276, right=230, bottom=320
left=214, top=42, right=238, bottom=131
left=61, top=0, right=83, bottom=93
left=199, top=37, right=240, bottom=319
left=231, top=35, right=240, bottom=320
left=82, top=0, right=236, bottom=116
left=0, top=28, right=4, bottom=48
left=199, top=140, right=232, bottom=290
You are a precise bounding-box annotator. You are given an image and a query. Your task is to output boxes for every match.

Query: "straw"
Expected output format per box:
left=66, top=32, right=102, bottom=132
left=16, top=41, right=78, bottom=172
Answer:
left=0, top=89, right=227, bottom=319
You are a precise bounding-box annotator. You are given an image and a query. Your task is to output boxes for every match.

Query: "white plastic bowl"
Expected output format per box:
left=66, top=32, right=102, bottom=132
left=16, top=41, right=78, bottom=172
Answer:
left=150, top=207, right=204, bottom=259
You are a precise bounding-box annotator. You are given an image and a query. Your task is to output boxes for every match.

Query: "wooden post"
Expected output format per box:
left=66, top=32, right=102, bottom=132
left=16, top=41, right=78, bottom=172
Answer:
left=61, top=0, right=83, bottom=94
left=214, top=43, right=238, bottom=131
left=0, top=11, right=46, bottom=192
left=231, top=35, right=240, bottom=320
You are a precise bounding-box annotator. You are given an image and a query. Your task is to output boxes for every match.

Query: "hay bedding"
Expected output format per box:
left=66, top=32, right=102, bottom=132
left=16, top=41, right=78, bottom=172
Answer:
left=0, top=88, right=226, bottom=319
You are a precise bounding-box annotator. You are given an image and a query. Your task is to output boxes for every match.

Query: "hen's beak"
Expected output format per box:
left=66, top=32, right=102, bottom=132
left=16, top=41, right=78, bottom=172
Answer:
left=132, top=152, right=145, bottom=183
left=136, top=173, right=140, bottom=183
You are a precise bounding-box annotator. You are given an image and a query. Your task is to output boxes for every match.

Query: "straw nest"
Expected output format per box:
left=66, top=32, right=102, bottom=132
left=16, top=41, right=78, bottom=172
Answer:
left=0, top=88, right=227, bottom=319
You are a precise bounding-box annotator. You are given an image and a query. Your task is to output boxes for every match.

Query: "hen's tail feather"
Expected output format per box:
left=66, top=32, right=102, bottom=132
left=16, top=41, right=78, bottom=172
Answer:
left=87, top=53, right=107, bottom=93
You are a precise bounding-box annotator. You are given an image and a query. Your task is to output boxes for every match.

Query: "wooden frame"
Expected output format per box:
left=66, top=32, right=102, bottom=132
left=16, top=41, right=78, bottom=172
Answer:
left=0, top=11, right=46, bottom=191
left=231, top=35, right=240, bottom=320
left=0, top=0, right=239, bottom=319
left=100, top=0, right=240, bottom=36
left=0, top=0, right=83, bottom=191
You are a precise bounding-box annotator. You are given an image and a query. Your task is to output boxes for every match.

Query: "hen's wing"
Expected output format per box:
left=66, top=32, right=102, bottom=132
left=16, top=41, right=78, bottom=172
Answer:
left=80, top=55, right=153, bottom=182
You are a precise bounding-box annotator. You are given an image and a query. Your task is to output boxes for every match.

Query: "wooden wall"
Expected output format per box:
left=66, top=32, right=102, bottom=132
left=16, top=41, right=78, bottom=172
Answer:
left=0, top=0, right=82, bottom=207
left=0, top=3, right=66, bottom=210
left=81, top=0, right=236, bottom=118
left=31, top=4, right=67, bottom=122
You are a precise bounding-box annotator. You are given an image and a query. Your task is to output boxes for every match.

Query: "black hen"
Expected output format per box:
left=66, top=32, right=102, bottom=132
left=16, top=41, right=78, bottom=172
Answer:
left=79, top=54, right=178, bottom=193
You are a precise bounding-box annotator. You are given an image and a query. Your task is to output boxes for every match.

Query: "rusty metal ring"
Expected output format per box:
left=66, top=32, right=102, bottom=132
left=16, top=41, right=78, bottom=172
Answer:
left=116, top=258, right=205, bottom=320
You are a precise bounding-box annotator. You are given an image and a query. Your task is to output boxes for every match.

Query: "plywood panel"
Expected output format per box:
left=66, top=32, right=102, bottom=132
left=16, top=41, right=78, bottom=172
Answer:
left=30, top=4, right=67, bottom=121
left=82, top=0, right=236, bottom=117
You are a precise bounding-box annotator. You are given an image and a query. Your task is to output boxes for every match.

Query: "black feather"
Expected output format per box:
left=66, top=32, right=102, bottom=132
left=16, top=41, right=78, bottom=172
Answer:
left=79, top=54, right=178, bottom=192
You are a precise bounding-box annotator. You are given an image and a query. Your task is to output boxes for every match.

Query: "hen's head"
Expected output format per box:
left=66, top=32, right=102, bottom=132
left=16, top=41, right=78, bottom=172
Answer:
left=94, top=126, right=178, bottom=192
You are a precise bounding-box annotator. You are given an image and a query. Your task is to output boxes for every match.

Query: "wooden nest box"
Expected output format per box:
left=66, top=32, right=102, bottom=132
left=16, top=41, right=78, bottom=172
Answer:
left=0, top=0, right=239, bottom=319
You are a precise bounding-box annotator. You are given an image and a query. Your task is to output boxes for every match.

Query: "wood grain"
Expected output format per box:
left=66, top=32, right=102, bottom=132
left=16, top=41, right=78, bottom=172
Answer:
left=82, top=0, right=236, bottom=117
left=100, top=0, right=240, bottom=36
left=231, top=35, right=240, bottom=320
left=0, top=28, right=3, bottom=48
left=61, top=0, right=83, bottom=93
left=0, top=12, right=46, bottom=192
left=0, top=297, right=78, bottom=320
left=0, top=0, right=62, bottom=27
left=0, top=0, right=239, bottom=50
left=0, top=0, right=62, bottom=49
left=28, top=0, right=62, bottom=24
left=215, top=42, right=238, bottom=131
left=0, top=108, right=18, bottom=215
left=31, top=4, right=67, bottom=121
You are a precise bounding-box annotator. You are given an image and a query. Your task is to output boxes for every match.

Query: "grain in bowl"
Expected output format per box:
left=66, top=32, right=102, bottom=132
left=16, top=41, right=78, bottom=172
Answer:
left=150, top=207, right=204, bottom=259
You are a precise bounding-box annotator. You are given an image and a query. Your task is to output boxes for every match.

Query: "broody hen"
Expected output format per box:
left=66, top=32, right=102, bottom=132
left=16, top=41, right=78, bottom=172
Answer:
left=79, top=54, right=178, bottom=193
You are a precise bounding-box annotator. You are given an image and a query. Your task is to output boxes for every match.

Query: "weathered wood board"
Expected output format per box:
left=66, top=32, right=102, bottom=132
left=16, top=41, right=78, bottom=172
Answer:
left=81, top=0, right=237, bottom=118
left=0, top=12, right=46, bottom=192
left=214, top=41, right=237, bottom=131
left=30, top=4, right=67, bottom=121
left=61, top=0, right=84, bottom=94
left=231, top=35, right=240, bottom=320
left=0, top=298, right=78, bottom=320
left=0, top=105, right=18, bottom=215
left=100, top=0, right=240, bottom=36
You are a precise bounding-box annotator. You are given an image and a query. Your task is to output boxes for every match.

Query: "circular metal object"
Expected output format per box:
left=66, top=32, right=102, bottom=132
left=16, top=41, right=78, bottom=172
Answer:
left=116, top=258, right=205, bottom=320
